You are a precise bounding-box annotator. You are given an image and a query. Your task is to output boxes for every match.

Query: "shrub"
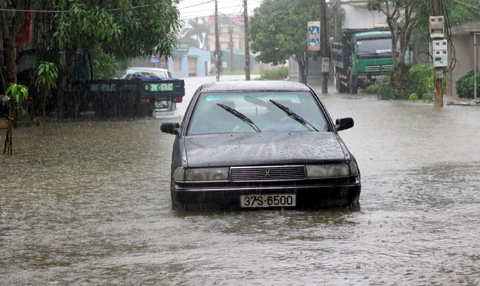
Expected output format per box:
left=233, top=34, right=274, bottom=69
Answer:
left=365, top=64, right=437, bottom=101
left=456, top=69, right=480, bottom=99
left=256, top=67, right=289, bottom=80
left=366, top=72, right=396, bottom=99
left=409, top=93, right=418, bottom=102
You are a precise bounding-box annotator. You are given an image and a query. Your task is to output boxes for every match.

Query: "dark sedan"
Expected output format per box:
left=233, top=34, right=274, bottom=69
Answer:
left=161, top=81, right=360, bottom=210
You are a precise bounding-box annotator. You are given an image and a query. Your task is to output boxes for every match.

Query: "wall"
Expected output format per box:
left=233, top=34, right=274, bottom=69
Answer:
left=341, top=2, right=387, bottom=29
left=133, top=57, right=168, bottom=69
left=167, top=47, right=211, bottom=77
left=447, top=25, right=480, bottom=97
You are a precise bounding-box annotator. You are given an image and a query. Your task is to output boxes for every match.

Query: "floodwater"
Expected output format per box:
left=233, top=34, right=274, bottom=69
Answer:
left=1, top=78, right=480, bottom=285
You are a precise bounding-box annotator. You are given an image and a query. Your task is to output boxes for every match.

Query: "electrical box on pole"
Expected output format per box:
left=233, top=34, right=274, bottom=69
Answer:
left=429, top=16, right=445, bottom=39
left=321, top=58, right=329, bottom=73
left=432, top=39, right=448, bottom=68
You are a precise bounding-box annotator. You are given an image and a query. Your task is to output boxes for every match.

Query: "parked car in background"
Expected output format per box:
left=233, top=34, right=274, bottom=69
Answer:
left=161, top=81, right=361, bottom=210
left=119, top=67, right=179, bottom=111
left=121, top=67, right=173, bottom=79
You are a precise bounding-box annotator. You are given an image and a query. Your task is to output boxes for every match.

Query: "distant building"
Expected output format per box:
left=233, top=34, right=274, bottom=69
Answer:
left=340, top=0, right=387, bottom=29
left=167, top=47, right=211, bottom=78
left=133, top=57, right=168, bottom=69
left=447, top=24, right=480, bottom=97
left=205, top=14, right=247, bottom=52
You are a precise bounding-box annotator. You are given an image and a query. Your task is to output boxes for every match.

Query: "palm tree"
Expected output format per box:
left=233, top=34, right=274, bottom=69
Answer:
left=182, top=17, right=210, bottom=49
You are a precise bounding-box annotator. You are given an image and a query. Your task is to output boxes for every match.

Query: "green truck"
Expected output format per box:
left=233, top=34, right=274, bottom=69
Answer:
left=12, top=48, right=185, bottom=117
left=67, top=76, right=185, bottom=117
left=332, top=28, right=394, bottom=94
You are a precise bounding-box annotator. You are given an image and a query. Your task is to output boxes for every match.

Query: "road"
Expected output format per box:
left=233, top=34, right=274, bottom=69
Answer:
left=1, top=75, right=480, bottom=285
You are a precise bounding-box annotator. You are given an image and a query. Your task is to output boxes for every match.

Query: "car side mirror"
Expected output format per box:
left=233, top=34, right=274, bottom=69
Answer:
left=335, top=117, right=354, bottom=131
left=161, top=122, right=180, bottom=135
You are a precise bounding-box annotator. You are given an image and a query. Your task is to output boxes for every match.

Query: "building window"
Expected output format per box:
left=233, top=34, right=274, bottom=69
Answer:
left=173, top=57, right=182, bottom=72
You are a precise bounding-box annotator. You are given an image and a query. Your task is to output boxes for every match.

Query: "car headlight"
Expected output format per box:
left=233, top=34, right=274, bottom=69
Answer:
left=173, top=167, right=229, bottom=182
left=306, top=163, right=354, bottom=179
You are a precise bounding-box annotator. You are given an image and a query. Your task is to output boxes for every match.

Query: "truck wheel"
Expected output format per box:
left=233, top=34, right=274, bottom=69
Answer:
left=336, top=73, right=341, bottom=92
left=349, top=74, right=358, bottom=94
left=337, top=73, right=348, bottom=93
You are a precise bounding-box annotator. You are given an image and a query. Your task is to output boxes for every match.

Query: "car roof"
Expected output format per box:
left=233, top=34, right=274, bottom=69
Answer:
left=199, top=81, right=312, bottom=92
left=124, top=67, right=168, bottom=72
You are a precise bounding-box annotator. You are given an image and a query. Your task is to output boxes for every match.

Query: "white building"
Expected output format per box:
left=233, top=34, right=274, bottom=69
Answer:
left=340, top=0, right=387, bottom=29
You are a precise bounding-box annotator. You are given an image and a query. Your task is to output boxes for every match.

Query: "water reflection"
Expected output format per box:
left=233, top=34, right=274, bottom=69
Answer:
left=1, top=92, right=480, bottom=284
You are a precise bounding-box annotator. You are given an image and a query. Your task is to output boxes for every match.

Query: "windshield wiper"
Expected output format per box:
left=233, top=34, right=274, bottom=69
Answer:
left=269, top=100, right=319, bottom=132
left=217, top=103, right=261, bottom=132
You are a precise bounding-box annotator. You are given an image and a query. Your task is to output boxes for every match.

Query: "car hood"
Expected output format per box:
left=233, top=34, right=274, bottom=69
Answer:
left=183, top=132, right=348, bottom=167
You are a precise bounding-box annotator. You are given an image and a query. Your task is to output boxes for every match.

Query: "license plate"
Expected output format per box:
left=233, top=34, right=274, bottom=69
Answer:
left=240, top=194, right=296, bottom=208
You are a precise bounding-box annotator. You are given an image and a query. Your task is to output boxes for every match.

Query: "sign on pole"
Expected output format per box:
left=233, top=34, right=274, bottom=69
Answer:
left=308, top=21, right=320, bottom=51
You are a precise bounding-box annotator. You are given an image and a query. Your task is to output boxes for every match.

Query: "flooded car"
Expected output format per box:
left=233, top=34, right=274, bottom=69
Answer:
left=161, top=81, right=361, bottom=210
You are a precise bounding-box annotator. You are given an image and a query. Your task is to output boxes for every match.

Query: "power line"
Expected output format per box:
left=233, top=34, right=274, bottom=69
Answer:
left=180, top=4, right=242, bottom=16
left=0, top=2, right=171, bottom=13
left=180, top=0, right=216, bottom=10
left=452, top=0, right=480, bottom=10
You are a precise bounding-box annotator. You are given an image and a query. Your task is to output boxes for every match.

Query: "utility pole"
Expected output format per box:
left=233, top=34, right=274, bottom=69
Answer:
left=229, top=26, right=234, bottom=72
left=320, top=0, right=328, bottom=93
left=432, top=0, right=444, bottom=107
left=244, top=0, right=251, bottom=80
left=333, top=0, right=340, bottom=42
left=215, top=0, right=222, bottom=81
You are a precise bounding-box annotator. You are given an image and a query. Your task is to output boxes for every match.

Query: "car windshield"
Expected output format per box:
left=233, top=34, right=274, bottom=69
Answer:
left=187, top=91, right=329, bottom=135
left=122, top=70, right=169, bottom=79
left=356, top=38, right=399, bottom=59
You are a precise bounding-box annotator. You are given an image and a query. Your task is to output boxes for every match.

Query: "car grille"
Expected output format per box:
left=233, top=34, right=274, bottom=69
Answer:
left=365, top=65, right=393, bottom=71
left=230, top=165, right=305, bottom=182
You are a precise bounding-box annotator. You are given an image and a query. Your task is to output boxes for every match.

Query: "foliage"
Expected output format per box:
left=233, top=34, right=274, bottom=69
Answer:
left=455, top=69, right=480, bottom=99
left=1, top=0, right=181, bottom=119
left=35, top=61, right=58, bottom=92
left=0, top=0, right=41, bottom=88
left=89, top=45, right=123, bottom=79
left=249, top=0, right=342, bottom=83
left=256, top=67, right=289, bottom=80
left=365, top=74, right=395, bottom=100
left=409, top=93, right=418, bottom=102
left=35, top=61, right=58, bottom=134
left=5, top=83, right=29, bottom=116
left=182, top=17, right=210, bottom=49
left=443, top=0, right=480, bottom=26
left=366, top=64, right=436, bottom=101
left=5, top=83, right=29, bottom=103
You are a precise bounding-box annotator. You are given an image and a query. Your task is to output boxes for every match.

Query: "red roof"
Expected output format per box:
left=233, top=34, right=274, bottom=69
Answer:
left=205, top=14, right=249, bottom=26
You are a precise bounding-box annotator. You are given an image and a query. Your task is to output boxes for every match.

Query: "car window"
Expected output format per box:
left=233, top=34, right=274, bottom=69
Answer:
left=187, top=91, right=329, bottom=135
left=122, top=70, right=168, bottom=79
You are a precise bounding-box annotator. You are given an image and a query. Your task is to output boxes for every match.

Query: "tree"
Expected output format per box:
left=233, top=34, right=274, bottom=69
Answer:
left=365, top=0, right=430, bottom=87
left=2, top=0, right=181, bottom=119
left=0, top=0, right=38, bottom=88
left=249, top=0, right=337, bottom=84
left=182, top=17, right=210, bottom=49
left=3, top=83, right=28, bottom=154
left=443, top=0, right=480, bottom=26
left=35, top=61, right=58, bottom=135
